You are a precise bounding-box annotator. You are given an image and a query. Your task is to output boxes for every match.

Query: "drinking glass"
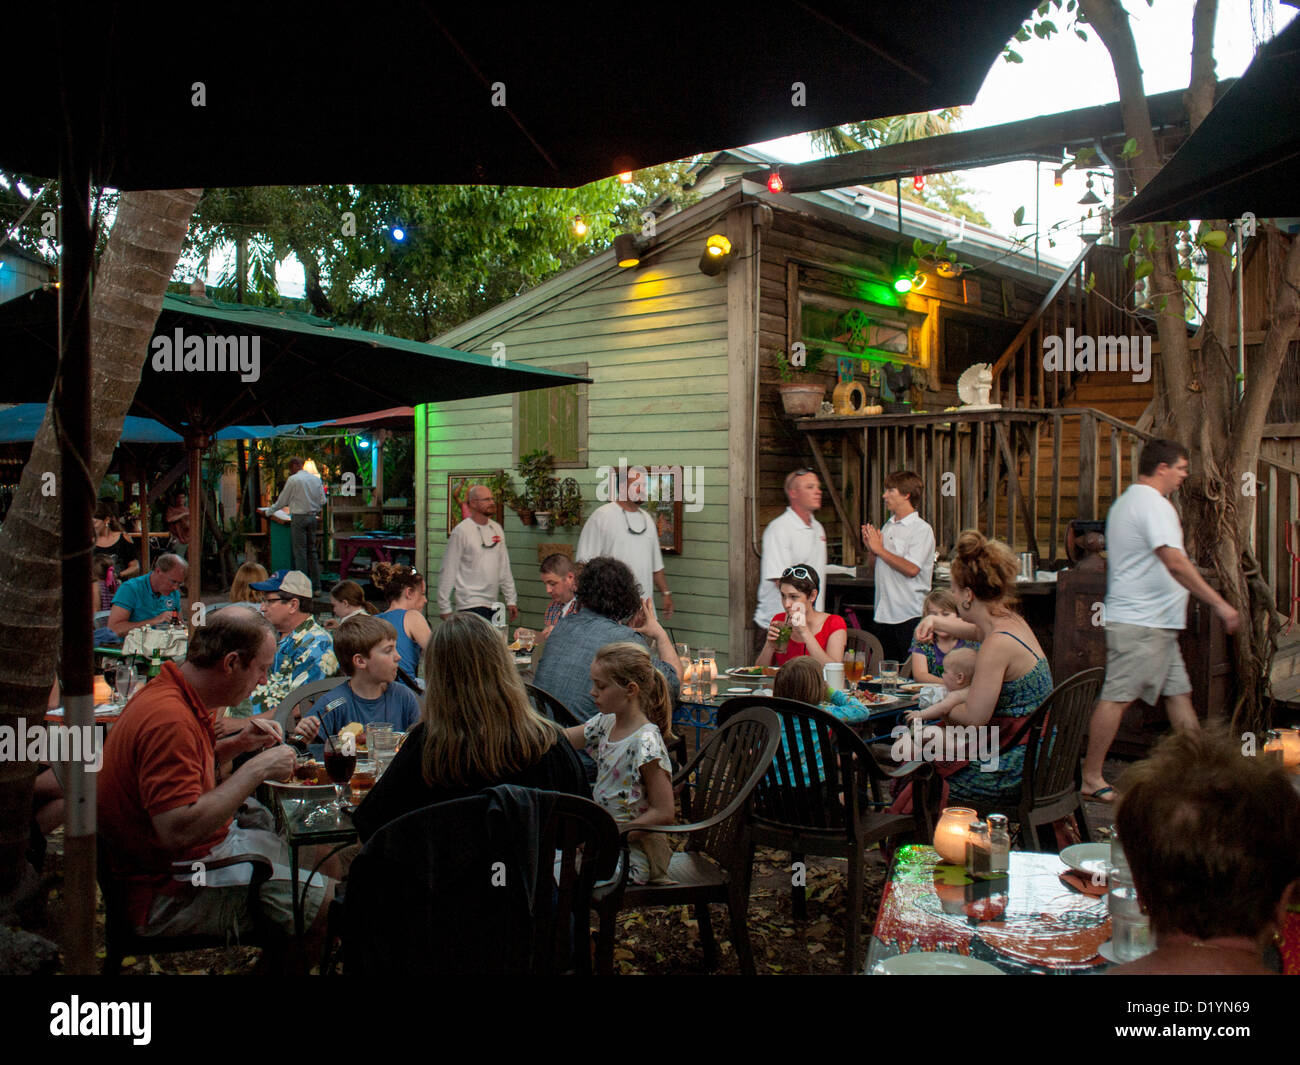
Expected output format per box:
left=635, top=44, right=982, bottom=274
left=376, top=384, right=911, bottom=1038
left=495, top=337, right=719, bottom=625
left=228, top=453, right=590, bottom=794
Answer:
left=115, top=664, right=136, bottom=705
left=843, top=650, right=860, bottom=685
left=880, top=659, right=900, bottom=693
left=372, top=729, right=400, bottom=775
left=1107, top=866, right=1153, bottom=962
left=323, top=735, right=357, bottom=820
left=366, top=722, right=393, bottom=754
left=676, top=642, right=691, bottom=676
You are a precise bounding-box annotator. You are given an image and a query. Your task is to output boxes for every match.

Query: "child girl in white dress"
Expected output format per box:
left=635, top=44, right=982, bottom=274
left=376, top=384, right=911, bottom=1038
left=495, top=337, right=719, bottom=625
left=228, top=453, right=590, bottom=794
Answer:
left=565, top=641, right=676, bottom=884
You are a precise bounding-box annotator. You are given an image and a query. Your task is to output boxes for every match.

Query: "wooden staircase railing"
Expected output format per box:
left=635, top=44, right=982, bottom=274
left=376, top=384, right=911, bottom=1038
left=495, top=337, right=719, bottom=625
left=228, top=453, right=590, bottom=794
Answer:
left=989, top=243, right=1139, bottom=411
left=797, top=405, right=1155, bottom=567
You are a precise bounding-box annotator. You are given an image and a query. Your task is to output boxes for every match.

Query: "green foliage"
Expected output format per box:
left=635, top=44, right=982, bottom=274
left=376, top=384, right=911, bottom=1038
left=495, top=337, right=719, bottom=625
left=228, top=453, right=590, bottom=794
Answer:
left=1003, top=0, right=1088, bottom=59
left=1120, top=138, right=1140, bottom=160
left=179, top=164, right=699, bottom=340
left=1013, top=206, right=1026, bottom=228
left=776, top=347, right=827, bottom=382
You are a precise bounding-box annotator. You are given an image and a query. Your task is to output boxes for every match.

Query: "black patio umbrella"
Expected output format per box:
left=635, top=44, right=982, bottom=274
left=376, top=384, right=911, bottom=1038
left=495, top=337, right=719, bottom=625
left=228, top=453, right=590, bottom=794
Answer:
left=3, top=1, right=1036, bottom=973
left=1115, top=16, right=1300, bottom=224
left=10, top=5, right=1037, bottom=190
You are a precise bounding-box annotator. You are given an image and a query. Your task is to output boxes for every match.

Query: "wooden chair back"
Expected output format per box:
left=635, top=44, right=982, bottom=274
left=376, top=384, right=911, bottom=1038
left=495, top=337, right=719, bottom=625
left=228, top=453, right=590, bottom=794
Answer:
left=844, top=629, right=885, bottom=673
left=1021, top=667, right=1107, bottom=814
left=525, top=682, right=582, bottom=727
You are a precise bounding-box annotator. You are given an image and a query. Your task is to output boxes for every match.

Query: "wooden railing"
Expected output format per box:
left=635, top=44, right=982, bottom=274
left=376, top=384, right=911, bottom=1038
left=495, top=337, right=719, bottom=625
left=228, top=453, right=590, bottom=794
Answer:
left=797, top=405, right=1154, bottom=566
left=1255, top=453, right=1300, bottom=620
left=989, top=243, right=1138, bottom=410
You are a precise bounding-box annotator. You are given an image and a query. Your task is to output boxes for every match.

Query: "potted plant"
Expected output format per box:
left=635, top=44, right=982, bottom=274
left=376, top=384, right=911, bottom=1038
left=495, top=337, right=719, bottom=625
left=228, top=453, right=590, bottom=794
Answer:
left=517, top=449, right=558, bottom=529
left=776, top=346, right=828, bottom=416
left=553, top=477, right=584, bottom=529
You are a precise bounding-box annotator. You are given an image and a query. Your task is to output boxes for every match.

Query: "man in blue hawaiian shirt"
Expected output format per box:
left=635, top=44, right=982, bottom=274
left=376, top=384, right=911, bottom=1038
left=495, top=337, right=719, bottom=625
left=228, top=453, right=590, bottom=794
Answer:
left=224, top=570, right=337, bottom=722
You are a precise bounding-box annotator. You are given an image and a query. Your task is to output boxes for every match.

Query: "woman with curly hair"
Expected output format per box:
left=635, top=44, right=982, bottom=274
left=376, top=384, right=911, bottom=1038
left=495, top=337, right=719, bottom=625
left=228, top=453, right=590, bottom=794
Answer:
left=532, top=556, right=681, bottom=728
left=371, top=562, right=431, bottom=678
left=908, top=530, right=1052, bottom=805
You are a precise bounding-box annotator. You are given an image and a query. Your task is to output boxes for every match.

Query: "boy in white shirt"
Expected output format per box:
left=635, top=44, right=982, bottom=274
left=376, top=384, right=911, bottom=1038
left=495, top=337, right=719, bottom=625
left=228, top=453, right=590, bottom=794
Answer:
left=860, top=470, right=935, bottom=663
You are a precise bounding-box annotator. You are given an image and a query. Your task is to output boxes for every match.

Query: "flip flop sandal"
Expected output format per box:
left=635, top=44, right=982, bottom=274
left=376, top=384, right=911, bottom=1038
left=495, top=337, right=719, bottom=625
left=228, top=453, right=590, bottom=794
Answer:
left=1081, top=786, right=1117, bottom=804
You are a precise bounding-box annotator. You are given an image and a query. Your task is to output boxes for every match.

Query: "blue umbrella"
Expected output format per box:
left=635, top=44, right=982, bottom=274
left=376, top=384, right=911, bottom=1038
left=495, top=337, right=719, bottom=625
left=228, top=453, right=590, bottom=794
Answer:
left=0, top=404, right=330, bottom=445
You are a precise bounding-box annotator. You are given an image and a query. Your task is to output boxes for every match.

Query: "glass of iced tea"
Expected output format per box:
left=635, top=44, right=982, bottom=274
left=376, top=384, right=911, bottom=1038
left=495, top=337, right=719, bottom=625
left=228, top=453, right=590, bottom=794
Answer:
left=323, top=735, right=357, bottom=815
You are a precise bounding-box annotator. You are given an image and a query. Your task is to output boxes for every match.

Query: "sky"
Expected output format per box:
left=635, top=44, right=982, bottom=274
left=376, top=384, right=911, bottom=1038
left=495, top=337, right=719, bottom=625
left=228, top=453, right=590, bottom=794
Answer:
left=750, top=0, right=1296, bottom=264
left=259, top=1, right=1293, bottom=300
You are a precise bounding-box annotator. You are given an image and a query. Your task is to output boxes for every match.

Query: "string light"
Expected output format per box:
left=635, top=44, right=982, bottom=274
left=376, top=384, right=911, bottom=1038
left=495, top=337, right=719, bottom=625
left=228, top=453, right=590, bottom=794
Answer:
left=572, top=215, right=588, bottom=237
left=767, top=170, right=784, bottom=193
left=913, top=174, right=925, bottom=192
left=618, top=172, right=634, bottom=184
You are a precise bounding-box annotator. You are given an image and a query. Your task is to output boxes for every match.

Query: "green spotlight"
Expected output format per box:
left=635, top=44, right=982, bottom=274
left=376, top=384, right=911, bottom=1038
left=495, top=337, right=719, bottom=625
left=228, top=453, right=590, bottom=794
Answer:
left=893, top=276, right=913, bottom=293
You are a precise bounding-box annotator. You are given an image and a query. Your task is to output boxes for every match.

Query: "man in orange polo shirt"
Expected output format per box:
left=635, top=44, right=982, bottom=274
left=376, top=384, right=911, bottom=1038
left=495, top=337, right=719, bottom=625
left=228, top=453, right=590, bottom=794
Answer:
left=99, top=609, right=330, bottom=951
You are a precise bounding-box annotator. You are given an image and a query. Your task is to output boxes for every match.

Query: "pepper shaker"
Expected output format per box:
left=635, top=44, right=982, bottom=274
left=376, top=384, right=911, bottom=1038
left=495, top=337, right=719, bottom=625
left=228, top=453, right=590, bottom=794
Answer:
left=987, top=814, right=1010, bottom=874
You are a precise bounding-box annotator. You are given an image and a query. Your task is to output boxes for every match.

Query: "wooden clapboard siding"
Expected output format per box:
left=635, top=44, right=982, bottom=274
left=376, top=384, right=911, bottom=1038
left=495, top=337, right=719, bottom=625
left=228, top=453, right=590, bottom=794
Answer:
left=423, top=207, right=737, bottom=664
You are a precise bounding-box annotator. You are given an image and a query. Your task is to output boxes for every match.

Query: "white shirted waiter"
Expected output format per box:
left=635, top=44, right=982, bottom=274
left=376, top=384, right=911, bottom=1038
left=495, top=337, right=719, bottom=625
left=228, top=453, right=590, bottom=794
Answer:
left=755, top=469, right=827, bottom=631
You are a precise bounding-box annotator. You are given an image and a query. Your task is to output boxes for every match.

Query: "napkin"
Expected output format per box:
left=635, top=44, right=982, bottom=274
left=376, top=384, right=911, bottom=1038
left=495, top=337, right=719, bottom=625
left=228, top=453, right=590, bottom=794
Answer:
left=1058, top=870, right=1108, bottom=897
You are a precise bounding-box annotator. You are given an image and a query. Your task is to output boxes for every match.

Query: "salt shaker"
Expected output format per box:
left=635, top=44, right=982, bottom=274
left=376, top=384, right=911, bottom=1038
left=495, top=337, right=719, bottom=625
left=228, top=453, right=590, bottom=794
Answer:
left=987, top=814, right=1010, bottom=874
left=965, top=819, right=991, bottom=876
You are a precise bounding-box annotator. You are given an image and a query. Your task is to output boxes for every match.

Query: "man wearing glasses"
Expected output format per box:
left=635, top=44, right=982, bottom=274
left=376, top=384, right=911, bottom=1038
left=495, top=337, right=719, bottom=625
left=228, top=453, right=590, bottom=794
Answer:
left=225, top=569, right=338, bottom=721
left=107, top=553, right=188, bottom=638
left=437, top=484, right=518, bottom=622
left=576, top=466, right=673, bottom=618
left=755, top=469, right=826, bottom=635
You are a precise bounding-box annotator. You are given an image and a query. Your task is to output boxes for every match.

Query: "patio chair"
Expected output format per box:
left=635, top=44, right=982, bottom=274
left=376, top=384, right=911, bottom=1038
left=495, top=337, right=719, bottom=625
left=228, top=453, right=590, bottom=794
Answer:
left=343, top=786, right=619, bottom=975
left=969, top=667, right=1106, bottom=851
left=591, top=707, right=781, bottom=975
left=271, top=677, right=340, bottom=733
left=526, top=682, right=583, bottom=727
left=717, top=695, right=936, bottom=974
left=97, top=836, right=283, bottom=975
left=844, top=628, right=886, bottom=673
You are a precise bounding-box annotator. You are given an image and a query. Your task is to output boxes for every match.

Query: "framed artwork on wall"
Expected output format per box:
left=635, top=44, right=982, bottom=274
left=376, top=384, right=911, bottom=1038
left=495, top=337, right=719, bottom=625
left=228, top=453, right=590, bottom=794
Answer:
left=446, top=471, right=504, bottom=534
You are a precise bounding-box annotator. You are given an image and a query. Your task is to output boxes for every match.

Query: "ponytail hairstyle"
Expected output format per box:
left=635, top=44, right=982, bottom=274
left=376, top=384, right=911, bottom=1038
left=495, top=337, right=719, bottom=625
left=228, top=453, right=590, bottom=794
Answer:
left=330, top=579, right=375, bottom=613
left=371, top=562, right=424, bottom=605
left=593, top=641, right=677, bottom=744
left=949, top=530, right=1019, bottom=610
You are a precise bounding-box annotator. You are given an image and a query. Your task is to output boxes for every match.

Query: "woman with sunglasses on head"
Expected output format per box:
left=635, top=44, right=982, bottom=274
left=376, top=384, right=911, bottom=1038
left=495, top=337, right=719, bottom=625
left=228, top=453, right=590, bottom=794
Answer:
left=372, top=562, right=431, bottom=679
left=755, top=564, right=846, bottom=668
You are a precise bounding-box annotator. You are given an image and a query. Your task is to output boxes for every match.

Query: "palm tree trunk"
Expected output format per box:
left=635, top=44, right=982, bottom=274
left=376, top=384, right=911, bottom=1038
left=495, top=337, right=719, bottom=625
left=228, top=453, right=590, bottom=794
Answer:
left=0, top=187, right=201, bottom=898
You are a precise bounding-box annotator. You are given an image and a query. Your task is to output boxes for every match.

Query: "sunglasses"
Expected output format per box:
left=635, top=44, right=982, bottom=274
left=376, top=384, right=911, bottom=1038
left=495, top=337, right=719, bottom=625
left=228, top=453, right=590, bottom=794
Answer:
left=263, top=594, right=294, bottom=603
left=781, top=565, right=819, bottom=584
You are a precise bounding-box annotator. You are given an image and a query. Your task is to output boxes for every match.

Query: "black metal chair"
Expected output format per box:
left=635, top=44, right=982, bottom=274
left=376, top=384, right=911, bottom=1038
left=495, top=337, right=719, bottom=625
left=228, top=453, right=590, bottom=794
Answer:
left=97, top=836, right=282, bottom=974
left=969, top=667, right=1106, bottom=850
left=717, top=695, right=935, bottom=973
left=343, top=787, right=619, bottom=975
left=591, top=707, right=781, bottom=975
left=525, top=682, right=583, bottom=727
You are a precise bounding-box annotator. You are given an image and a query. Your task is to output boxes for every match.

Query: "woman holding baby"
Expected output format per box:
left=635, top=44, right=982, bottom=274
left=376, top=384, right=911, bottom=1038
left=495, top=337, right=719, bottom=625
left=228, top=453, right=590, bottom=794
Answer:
left=903, top=530, right=1052, bottom=805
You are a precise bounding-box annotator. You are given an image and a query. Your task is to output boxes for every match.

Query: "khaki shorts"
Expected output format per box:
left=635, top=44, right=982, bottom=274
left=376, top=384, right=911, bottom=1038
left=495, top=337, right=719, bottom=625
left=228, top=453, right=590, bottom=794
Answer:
left=139, top=823, right=328, bottom=941
left=1100, top=621, right=1192, bottom=705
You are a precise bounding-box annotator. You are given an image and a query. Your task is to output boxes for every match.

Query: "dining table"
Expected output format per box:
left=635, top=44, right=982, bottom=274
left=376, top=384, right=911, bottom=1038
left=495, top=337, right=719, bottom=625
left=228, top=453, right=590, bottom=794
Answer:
left=266, top=783, right=358, bottom=937
left=674, top=678, right=922, bottom=747
left=867, top=845, right=1113, bottom=974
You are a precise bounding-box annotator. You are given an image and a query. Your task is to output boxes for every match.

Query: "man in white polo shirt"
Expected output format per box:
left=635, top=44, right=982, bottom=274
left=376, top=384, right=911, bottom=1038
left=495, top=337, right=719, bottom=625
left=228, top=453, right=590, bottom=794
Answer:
left=860, top=470, right=935, bottom=663
left=755, top=469, right=827, bottom=634
left=1081, top=439, right=1239, bottom=803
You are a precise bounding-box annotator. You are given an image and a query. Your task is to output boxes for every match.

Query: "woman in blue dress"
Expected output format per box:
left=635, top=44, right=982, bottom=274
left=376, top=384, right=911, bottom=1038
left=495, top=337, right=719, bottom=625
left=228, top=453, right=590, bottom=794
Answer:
left=912, top=531, right=1053, bottom=805
left=371, top=562, right=431, bottom=680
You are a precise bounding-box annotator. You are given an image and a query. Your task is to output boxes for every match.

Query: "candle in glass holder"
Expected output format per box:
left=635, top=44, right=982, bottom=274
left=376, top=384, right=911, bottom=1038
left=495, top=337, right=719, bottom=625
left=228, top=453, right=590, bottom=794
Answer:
left=933, top=807, right=977, bottom=864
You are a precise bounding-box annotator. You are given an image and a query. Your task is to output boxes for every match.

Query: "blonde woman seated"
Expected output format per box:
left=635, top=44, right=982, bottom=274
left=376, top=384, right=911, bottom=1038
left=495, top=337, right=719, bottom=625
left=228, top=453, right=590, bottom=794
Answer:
left=227, top=563, right=268, bottom=611
left=755, top=565, right=845, bottom=669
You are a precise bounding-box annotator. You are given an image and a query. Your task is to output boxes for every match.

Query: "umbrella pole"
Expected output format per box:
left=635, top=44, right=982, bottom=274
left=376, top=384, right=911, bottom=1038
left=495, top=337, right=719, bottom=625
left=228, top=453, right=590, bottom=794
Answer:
left=187, top=440, right=203, bottom=615
left=58, top=140, right=96, bottom=977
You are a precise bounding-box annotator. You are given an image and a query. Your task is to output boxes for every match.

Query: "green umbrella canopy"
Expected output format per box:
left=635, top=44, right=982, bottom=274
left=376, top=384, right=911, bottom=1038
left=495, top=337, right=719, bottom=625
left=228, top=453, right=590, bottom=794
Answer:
left=0, top=289, right=588, bottom=435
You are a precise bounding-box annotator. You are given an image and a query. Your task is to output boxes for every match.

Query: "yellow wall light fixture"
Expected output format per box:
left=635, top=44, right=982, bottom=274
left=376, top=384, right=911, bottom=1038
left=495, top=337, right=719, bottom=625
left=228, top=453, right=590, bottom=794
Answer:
left=612, top=233, right=645, bottom=268
left=698, top=233, right=733, bottom=276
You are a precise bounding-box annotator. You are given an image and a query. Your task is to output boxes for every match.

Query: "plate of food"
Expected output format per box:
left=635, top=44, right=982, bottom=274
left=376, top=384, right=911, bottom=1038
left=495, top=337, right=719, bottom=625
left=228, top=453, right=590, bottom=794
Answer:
left=265, top=760, right=333, bottom=792
left=873, top=953, right=1003, bottom=975
left=899, top=683, right=926, bottom=694
left=849, top=690, right=900, bottom=707
left=725, top=666, right=777, bottom=679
